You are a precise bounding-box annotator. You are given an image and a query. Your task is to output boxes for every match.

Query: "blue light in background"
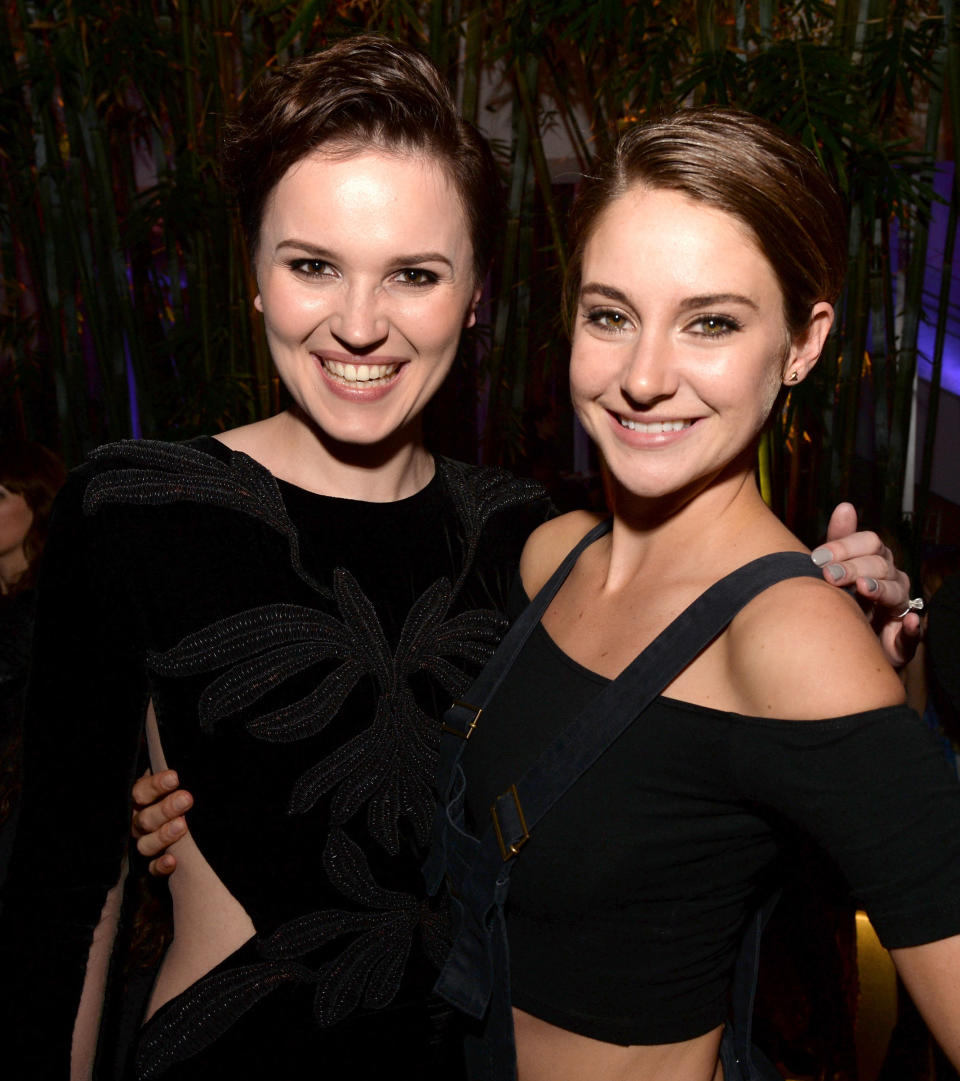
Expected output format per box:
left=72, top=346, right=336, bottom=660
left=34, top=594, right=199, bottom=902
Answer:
left=916, top=163, right=959, bottom=397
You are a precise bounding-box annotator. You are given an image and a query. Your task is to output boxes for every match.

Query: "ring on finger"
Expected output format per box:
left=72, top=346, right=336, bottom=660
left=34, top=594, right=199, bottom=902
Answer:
left=895, top=597, right=924, bottom=619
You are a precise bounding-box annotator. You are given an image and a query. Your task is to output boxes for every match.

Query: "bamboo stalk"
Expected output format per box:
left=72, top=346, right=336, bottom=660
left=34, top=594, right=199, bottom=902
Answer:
left=839, top=213, right=870, bottom=497
left=886, top=5, right=949, bottom=531
left=915, top=171, right=957, bottom=543
left=460, top=0, right=483, bottom=125
left=914, top=0, right=959, bottom=548
left=485, top=76, right=531, bottom=462
left=513, top=56, right=567, bottom=277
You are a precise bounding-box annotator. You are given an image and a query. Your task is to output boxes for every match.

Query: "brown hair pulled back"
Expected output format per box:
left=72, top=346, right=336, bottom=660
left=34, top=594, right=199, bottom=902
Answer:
left=565, top=108, right=847, bottom=336
left=224, top=34, right=502, bottom=282
left=0, top=441, right=66, bottom=594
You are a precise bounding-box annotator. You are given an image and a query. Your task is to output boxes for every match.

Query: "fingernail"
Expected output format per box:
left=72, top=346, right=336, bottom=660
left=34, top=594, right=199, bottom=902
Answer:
left=173, top=793, right=190, bottom=812
left=162, top=772, right=178, bottom=790
left=864, top=577, right=879, bottom=593
left=826, top=563, right=844, bottom=581
left=811, top=547, right=831, bottom=567
left=169, top=819, right=185, bottom=836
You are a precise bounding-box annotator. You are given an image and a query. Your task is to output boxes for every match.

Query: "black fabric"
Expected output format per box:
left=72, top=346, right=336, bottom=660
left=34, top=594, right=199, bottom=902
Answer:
left=0, top=588, right=34, bottom=888
left=460, top=595, right=960, bottom=1046
left=929, top=574, right=960, bottom=743
left=0, top=436, right=550, bottom=1079
left=432, top=536, right=824, bottom=1068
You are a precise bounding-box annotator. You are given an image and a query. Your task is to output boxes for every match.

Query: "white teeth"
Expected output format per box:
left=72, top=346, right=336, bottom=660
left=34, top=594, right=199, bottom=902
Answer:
left=618, top=418, right=692, bottom=433
left=321, top=359, right=399, bottom=384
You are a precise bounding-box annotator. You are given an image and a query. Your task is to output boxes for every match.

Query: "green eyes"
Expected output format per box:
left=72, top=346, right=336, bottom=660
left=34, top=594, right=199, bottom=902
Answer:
left=583, top=308, right=742, bottom=337
left=695, top=316, right=739, bottom=336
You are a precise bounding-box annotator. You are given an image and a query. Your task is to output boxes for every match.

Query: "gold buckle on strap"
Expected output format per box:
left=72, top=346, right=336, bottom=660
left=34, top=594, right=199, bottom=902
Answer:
left=442, top=700, right=483, bottom=740
left=491, top=784, right=530, bottom=861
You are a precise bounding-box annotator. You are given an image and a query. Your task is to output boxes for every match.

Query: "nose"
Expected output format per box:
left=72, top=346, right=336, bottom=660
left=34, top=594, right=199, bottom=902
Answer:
left=620, top=329, right=680, bottom=406
left=329, top=282, right=389, bottom=353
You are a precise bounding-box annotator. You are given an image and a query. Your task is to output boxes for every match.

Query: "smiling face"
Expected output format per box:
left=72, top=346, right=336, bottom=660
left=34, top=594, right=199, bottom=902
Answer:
left=570, top=186, right=832, bottom=509
left=253, top=149, right=481, bottom=450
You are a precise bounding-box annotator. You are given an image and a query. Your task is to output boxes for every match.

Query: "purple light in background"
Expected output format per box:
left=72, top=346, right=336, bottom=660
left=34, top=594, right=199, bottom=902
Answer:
left=125, top=333, right=141, bottom=439
left=916, top=163, right=960, bottom=397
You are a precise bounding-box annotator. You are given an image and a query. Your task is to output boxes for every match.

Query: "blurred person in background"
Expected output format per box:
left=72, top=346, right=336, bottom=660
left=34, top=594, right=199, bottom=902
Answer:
left=0, top=440, right=67, bottom=881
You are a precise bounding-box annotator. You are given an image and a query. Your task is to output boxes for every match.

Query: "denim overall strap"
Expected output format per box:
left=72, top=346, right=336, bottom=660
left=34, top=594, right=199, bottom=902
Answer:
left=440, top=516, right=612, bottom=746
left=719, top=890, right=783, bottom=1081
left=431, top=550, right=822, bottom=1081
left=479, top=553, right=821, bottom=861
left=423, top=518, right=612, bottom=897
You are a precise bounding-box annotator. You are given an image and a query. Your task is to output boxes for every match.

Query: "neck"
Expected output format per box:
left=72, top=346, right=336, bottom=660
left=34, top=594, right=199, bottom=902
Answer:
left=601, top=454, right=790, bottom=591
left=222, top=408, right=435, bottom=503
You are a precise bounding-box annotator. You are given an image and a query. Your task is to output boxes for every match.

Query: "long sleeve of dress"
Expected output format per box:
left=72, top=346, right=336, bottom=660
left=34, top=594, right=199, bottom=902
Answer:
left=0, top=470, right=148, bottom=1075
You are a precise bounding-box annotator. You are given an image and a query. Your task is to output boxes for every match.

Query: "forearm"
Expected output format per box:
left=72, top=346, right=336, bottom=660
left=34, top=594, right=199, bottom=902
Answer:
left=891, top=935, right=960, bottom=1069
left=71, top=862, right=128, bottom=1081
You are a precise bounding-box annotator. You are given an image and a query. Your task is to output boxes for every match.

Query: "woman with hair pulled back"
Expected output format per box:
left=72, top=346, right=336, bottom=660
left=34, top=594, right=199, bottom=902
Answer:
left=0, top=39, right=915, bottom=1080
left=430, top=109, right=960, bottom=1081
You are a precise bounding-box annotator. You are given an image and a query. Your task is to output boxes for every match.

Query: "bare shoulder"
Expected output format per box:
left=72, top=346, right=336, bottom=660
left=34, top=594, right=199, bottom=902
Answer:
left=519, top=510, right=606, bottom=599
left=727, top=574, right=905, bottom=719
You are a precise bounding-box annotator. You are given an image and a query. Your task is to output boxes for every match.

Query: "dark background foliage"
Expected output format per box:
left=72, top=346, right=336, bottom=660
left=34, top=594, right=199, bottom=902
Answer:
left=1, top=0, right=957, bottom=568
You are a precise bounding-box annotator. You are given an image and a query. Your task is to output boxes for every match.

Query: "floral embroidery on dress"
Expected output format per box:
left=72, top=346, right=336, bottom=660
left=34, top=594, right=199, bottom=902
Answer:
left=86, top=439, right=547, bottom=1052
left=135, top=831, right=455, bottom=1078
left=438, top=457, right=546, bottom=597
left=260, top=828, right=445, bottom=1023
left=84, top=439, right=328, bottom=595
left=150, top=568, right=506, bottom=853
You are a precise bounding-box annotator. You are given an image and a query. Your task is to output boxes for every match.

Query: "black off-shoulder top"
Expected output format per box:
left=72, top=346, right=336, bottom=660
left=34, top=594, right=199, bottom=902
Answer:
left=462, top=582, right=960, bottom=1046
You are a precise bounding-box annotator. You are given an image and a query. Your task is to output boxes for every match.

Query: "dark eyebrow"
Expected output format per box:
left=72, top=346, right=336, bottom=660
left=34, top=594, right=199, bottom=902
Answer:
left=579, top=282, right=631, bottom=304
left=276, top=240, right=335, bottom=258
left=276, top=240, right=453, bottom=270
left=579, top=282, right=760, bottom=312
left=678, top=293, right=759, bottom=311
left=388, top=252, right=455, bottom=269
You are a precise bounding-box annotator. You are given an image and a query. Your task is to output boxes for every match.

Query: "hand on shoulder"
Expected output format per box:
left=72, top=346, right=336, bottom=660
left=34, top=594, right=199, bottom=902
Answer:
left=519, top=510, right=606, bottom=600
left=727, top=575, right=906, bottom=720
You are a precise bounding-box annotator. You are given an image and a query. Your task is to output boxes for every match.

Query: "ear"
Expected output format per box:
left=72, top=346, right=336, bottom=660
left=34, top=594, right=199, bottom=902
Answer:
left=254, top=293, right=264, bottom=313
left=782, top=302, right=834, bottom=387
left=463, top=285, right=483, bottom=329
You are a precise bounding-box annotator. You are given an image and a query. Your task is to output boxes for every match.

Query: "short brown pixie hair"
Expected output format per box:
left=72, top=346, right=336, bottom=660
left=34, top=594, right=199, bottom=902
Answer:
left=223, top=34, right=503, bottom=282
left=565, top=108, right=847, bottom=336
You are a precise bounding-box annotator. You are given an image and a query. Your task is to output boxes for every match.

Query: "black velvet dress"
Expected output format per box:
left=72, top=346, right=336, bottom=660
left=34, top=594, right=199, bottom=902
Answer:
left=0, top=586, right=34, bottom=887
left=0, top=437, right=550, bottom=1080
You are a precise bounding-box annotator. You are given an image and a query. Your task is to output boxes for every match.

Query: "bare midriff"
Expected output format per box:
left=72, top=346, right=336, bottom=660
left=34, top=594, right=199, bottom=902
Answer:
left=513, top=1008, right=725, bottom=1081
